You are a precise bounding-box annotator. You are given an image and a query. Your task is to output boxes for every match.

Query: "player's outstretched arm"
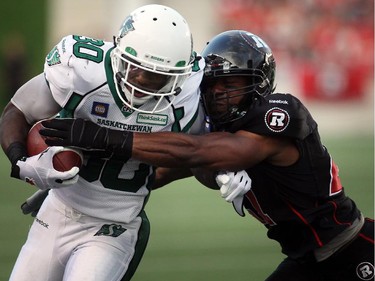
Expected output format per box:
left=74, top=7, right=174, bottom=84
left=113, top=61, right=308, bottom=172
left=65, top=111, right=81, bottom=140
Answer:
left=153, top=167, right=193, bottom=190
left=130, top=127, right=298, bottom=171
left=41, top=118, right=279, bottom=172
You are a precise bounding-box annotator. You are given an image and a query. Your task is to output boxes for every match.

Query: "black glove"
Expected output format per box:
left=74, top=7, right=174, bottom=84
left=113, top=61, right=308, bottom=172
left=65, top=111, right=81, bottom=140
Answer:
left=40, top=118, right=133, bottom=161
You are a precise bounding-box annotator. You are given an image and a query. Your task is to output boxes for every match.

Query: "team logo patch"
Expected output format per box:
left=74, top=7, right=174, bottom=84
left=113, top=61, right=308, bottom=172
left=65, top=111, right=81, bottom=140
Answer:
left=264, top=107, right=290, bottom=133
left=118, top=16, right=135, bottom=38
left=121, top=104, right=134, bottom=116
left=91, top=102, right=109, bottom=117
left=94, top=224, right=126, bottom=238
left=356, top=262, right=374, bottom=280
left=46, top=46, right=61, bottom=66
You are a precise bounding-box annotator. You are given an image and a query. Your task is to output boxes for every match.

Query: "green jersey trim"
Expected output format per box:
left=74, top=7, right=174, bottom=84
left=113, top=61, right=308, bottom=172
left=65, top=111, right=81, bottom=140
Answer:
left=123, top=210, right=150, bottom=281
left=104, top=47, right=133, bottom=118
left=59, top=93, right=83, bottom=118
left=181, top=105, right=199, bottom=133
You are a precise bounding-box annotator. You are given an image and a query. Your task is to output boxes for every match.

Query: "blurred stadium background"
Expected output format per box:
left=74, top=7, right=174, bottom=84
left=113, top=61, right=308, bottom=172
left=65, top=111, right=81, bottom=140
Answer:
left=0, top=0, right=373, bottom=280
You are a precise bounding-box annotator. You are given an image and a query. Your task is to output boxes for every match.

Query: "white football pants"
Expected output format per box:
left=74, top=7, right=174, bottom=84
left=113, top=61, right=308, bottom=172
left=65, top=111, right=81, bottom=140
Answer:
left=9, top=191, right=150, bottom=281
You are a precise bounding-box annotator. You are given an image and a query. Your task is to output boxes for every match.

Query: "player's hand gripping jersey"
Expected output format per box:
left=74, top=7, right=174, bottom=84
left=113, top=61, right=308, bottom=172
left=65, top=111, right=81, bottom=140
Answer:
left=44, top=35, right=204, bottom=223
left=225, top=93, right=361, bottom=260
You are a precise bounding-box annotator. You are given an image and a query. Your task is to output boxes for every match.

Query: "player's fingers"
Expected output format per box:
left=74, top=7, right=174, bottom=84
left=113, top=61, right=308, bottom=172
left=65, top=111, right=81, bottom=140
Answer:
left=41, top=118, right=73, bottom=130
left=216, top=173, right=231, bottom=186
left=59, top=174, right=79, bottom=186
left=54, top=167, right=80, bottom=186
left=55, top=166, right=79, bottom=179
left=64, top=166, right=80, bottom=177
left=39, top=127, right=67, bottom=139
left=220, top=184, right=231, bottom=198
left=225, top=187, right=243, bottom=202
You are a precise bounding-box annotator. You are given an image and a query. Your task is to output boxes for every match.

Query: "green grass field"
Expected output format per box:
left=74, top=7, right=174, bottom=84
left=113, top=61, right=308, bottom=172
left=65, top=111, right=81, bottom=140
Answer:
left=0, top=136, right=373, bottom=281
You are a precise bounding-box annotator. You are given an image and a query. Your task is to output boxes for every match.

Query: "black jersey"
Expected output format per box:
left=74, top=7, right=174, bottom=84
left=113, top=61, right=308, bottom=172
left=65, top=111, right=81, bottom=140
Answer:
left=226, top=93, right=361, bottom=259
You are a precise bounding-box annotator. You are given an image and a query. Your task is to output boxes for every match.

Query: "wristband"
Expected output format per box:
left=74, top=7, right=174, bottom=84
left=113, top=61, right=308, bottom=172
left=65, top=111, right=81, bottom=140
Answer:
left=6, top=142, right=28, bottom=179
left=108, top=130, right=134, bottom=161
left=6, top=142, right=28, bottom=166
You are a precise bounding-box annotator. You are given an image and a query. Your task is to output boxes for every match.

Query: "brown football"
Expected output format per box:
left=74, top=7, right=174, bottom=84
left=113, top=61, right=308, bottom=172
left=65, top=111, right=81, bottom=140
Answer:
left=27, top=120, right=83, bottom=172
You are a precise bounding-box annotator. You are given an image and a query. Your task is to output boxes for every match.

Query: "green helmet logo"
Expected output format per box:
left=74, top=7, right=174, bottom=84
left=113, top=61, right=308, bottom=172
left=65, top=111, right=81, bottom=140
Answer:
left=118, top=16, right=135, bottom=39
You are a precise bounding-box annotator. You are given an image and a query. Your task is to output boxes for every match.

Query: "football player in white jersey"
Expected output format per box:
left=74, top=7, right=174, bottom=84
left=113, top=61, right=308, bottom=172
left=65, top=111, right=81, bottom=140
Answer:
left=0, top=4, right=205, bottom=281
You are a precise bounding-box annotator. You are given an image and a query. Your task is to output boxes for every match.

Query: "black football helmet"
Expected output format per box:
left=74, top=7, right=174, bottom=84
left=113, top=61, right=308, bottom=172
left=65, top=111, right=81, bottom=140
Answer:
left=201, top=30, right=276, bottom=127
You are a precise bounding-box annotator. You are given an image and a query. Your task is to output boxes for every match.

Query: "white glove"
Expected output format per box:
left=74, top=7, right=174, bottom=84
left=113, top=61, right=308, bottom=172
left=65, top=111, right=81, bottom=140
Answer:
left=15, top=146, right=80, bottom=190
left=216, top=170, right=252, bottom=216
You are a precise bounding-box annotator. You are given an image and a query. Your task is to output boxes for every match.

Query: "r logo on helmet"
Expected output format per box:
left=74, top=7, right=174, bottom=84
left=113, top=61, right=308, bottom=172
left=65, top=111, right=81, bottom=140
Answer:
left=265, top=107, right=290, bottom=133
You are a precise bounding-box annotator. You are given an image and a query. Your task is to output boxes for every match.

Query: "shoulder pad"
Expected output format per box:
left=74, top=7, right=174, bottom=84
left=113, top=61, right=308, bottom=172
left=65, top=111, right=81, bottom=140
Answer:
left=43, top=35, right=112, bottom=106
left=45, top=35, right=71, bottom=67
left=229, top=93, right=317, bottom=139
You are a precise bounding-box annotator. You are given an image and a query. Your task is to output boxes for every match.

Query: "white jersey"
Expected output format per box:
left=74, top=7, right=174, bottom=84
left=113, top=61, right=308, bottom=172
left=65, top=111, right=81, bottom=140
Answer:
left=40, top=35, right=204, bottom=223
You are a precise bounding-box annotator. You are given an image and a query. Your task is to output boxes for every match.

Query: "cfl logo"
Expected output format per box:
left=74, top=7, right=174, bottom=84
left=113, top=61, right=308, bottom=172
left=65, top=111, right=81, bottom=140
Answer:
left=265, top=107, right=290, bottom=133
left=356, top=262, right=374, bottom=280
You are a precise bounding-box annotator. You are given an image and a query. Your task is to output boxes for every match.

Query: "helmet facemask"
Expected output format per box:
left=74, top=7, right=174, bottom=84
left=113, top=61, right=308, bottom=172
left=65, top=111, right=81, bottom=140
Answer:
left=201, top=54, right=273, bottom=126
left=201, top=78, right=257, bottom=126
left=200, top=30, right=276, bottom=128
left=111, top=48, right=192, bottom=113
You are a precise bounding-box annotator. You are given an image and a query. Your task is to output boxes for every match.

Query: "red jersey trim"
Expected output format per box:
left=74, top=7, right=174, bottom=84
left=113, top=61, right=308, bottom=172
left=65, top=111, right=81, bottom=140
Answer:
left=286, top=202, right=323, bottom=247
left=329, top=158, right=343, bottom=196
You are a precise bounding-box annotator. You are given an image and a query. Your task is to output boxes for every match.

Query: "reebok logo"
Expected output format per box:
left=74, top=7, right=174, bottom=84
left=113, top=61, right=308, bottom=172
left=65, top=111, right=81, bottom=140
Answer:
left=35, top=217, right=49, bottom=229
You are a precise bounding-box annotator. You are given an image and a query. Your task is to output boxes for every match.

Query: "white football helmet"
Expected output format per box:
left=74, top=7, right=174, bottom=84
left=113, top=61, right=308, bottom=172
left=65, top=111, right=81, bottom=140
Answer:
left=111, top=4, right=194, bottom=113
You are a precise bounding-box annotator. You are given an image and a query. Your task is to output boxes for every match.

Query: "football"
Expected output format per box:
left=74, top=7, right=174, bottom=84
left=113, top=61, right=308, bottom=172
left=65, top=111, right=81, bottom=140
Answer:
left=51, top=148, right=83, bottom=172
left=27, top=120, right=48, bottom=157
left=27, top=120, right=83, bottom=172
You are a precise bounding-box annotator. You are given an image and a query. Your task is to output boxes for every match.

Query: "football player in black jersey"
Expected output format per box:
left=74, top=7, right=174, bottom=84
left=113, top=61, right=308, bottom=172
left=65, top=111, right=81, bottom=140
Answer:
left=40, top=30, right=374, bottom=281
